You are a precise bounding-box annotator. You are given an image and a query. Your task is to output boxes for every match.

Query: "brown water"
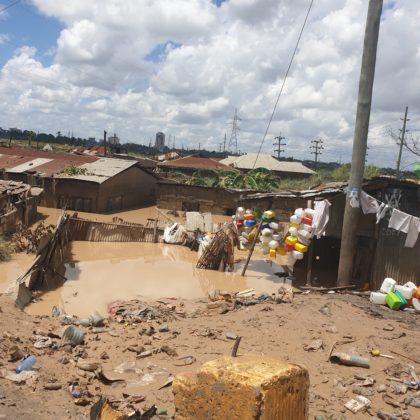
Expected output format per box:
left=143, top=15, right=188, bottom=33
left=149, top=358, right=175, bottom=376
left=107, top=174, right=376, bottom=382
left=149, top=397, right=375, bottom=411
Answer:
left=2, top=206, right=285, bottom=317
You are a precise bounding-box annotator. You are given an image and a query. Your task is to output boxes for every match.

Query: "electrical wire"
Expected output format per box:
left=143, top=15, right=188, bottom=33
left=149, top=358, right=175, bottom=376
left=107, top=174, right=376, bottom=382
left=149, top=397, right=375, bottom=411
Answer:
left=253, top=0, right=314, bottom=168
left=0, top=0, right=21, bottom=14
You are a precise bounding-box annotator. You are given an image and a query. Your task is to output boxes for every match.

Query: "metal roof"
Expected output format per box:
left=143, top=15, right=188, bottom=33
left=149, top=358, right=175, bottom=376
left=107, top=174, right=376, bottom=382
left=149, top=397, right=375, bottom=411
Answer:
left=6, top=158, right=53, bottom=173
left=59, top=158, right=138, bottom=183
left=158, top=156, right=234, bottom=171
left=220, top=153, right=315, bottom=174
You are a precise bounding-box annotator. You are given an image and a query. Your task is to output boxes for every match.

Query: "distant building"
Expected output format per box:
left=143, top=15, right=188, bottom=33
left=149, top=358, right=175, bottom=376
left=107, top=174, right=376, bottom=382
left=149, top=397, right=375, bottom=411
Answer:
left=155, top=132, right=165, bottom=152
left=108, top=134, right=120, bottom=145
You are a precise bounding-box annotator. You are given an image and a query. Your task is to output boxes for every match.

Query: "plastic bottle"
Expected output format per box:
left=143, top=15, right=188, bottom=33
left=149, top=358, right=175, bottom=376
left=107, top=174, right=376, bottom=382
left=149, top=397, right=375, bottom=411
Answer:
left=394, top=285, right=415, bottom=299
left=304, top=208, right=315, bottom=217
left=289, top=226, right=298, bottom=237
left=16, top=355, right=37, bottom=373
left=380, top=278, right=396, bottom=294
left=290, top=215, right=301, bottom=225
left=369, top=292, right=387, bottom=305
left=294, top=208, right=305, bottom=218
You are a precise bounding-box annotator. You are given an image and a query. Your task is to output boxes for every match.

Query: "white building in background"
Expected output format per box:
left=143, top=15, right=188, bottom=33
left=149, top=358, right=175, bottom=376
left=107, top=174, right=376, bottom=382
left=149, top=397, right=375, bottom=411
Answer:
left=108, top=134, right=120, bottom=145
left=155, top=132, right=165, bottom=152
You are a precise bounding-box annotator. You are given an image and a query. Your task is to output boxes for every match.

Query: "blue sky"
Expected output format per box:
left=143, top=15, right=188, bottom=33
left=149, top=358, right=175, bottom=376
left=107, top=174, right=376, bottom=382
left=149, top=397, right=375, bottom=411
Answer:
left=0, top=0, right=62, bottom=66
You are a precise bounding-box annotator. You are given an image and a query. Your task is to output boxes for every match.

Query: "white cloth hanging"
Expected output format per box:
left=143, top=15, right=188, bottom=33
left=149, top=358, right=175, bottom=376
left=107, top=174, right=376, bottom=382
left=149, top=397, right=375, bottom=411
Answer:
left=360, top=191, right=380, bottom=215
left=388, top=209, right=412, bottom=233
left=404, top=217, right=420, bottom=248
left=312, top=200, right=331, bottom=239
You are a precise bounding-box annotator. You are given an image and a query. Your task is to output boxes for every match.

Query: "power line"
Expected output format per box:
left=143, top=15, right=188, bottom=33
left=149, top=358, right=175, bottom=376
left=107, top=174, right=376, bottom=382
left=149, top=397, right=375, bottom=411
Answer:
left=252, top=0, right=314, bottom=168
left=273, top=133, right=286, bottom=159
left=0, top=0, right=21, bottom=14
left=310, top=138, right=324, bottom=165
left=228, top=108, right=241, bottom=155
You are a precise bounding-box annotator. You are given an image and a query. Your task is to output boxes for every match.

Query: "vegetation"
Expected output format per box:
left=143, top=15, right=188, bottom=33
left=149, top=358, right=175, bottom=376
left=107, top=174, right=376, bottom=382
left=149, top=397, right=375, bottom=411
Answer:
left=0, top=237, right=11, bottom=262
left=62, top=164, right=87, bottom=176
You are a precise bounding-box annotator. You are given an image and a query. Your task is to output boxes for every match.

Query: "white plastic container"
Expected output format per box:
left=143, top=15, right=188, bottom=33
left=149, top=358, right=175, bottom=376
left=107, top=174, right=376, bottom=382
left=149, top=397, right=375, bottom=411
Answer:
left=301, top=224, right=313, bottom=233
left=261, top=228, right=273, bottom=237
left=290, top=214, right=301, bottom=225
left=394, top=285, right=414, bottom=299
left=260, top=235, right=270, bottom=244
left=369, top=292, right=387, bottom=305
left=272, top=233, right=282, bottom=241
left=297, top=236, right=311, bottom=246
left=269, top=222, right=279, bottom=231
left=297, top=229, right=311, bottom=240
left=292, top=250, right=304, bottom=260
left=379, top=277, right=396, bottom=294
left=268, top=240, right=279, bottom=249
left=289, top=226, right=298, bottom=237
left=261, top=244, right=270, bottom=255
left=413, top=298, right=420, bottom=312
left=294, top=208, right=305, bottom=218
left=304, top=208, right=315, bottom=217
left=404, top=282, right=417, bottom=294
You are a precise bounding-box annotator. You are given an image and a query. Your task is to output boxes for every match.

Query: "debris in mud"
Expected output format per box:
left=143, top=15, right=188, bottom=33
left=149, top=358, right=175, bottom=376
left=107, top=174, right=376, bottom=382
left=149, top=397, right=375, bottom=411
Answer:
left=344, top=395, right=371, bottom=413
left=11, top=222, right=55, bottom=253
left=303, top=339, right=324, bottom=352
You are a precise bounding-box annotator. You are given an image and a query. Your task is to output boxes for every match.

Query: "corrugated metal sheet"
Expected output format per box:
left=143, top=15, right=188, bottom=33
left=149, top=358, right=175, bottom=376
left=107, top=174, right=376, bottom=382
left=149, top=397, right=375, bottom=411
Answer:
left=68, top=216, right=164, bottom=242
left=220, top=153, right=315, bottom=174
left=158, top=156, right=233, bottom=171
left=186, top=212, right=214, bottom=232
left=59, top=158, right=138, bottom=183
left=7, top=158, right=52, bottom=173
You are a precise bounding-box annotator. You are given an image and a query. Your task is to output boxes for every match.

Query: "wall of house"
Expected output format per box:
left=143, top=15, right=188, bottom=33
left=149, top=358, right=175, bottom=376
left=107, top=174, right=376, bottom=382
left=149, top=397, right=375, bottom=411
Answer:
left=0, top=196, right=38, bottom=235
left=97, top=166, right=157, bottom=212
left=157, top=182, right=242, bottom=215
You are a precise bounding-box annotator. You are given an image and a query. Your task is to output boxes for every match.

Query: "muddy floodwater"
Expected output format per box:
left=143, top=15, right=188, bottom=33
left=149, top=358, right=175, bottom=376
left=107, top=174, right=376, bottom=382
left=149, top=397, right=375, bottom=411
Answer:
left=1, top=206, right=287, bottom=318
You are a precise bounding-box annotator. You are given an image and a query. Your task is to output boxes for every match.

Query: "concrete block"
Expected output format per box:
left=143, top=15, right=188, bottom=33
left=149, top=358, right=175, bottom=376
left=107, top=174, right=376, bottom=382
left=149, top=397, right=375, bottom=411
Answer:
left=173, top=355, right=309, bottom=420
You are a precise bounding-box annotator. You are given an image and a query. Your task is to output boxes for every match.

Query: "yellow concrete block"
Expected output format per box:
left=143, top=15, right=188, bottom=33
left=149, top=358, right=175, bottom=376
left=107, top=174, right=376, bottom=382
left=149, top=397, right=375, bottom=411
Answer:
left=173, top=355, right=309, bottom=420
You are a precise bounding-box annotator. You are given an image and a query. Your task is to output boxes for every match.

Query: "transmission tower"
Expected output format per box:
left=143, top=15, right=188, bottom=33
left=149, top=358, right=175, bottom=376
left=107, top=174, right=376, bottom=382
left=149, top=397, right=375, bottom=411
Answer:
left=228, top=108, right=241, bottom=155
left=310, top=138, right=324, bottom=165
left=273, top=133, right=286, bottom=159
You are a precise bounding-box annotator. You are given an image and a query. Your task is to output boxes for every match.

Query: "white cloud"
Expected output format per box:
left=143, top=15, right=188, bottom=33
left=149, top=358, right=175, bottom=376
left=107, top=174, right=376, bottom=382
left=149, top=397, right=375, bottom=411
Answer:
left=0, top=0, right=419, bottom=169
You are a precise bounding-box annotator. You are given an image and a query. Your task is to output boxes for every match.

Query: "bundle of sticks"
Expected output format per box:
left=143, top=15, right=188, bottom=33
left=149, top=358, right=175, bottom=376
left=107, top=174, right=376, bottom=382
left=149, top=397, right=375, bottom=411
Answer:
left=196, top=222, right=239, bottom=272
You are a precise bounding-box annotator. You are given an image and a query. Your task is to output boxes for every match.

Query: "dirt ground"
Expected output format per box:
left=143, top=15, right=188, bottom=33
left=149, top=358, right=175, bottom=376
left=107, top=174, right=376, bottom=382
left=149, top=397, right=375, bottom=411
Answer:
left=1, top=289, right=419, bottom=419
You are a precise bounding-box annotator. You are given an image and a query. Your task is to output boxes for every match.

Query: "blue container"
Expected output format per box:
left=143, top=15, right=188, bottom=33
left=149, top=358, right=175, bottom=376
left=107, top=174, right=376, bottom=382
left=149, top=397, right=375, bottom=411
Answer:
left=244, top=219, right=256, bottom=228
left=394, top=290, right=407, bottom=307
left=16, top=355, right=37, bottom=373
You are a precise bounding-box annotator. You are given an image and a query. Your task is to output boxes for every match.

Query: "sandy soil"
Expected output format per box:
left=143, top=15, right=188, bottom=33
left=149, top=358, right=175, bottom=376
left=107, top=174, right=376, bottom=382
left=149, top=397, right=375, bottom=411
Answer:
left=0, top=290, right=419, bottom=419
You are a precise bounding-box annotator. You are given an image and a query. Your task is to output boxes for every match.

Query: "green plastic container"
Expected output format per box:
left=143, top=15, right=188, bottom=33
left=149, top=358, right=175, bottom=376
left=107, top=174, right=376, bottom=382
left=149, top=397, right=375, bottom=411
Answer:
left=394, top=290, right=407, bottom=307
left=386, top=292, right=402, bottom=310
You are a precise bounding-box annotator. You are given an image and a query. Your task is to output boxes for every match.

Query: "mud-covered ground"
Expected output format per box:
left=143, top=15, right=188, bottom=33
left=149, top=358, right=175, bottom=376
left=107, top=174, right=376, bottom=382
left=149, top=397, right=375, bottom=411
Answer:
left=0, top=290, right=419, bottom=419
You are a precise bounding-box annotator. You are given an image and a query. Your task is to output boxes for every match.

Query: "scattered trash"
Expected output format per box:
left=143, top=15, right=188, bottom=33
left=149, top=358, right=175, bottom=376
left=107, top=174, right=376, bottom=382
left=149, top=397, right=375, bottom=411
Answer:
left=225, top=332, right=238, bottom=340
left=77, top=360, right=100, bottom=372
left=330, top=352, right=370, bottom=369
left=371, top=349, right=394, bottom=359
left=34, top=336, right=53, bottom=349
left=8, top=345, right=24, bottom=362
left=303, top=339, right=324, bottom=352
left=15, top=355, right=37, bottom=373
left=383, top=393, right=401, bottom=408
left=161, top=345, right=178, bottom=357
left=174, top=356, right=196, bottom=366
left=158, top=323, right=169, bottom=333
left=62, top=325, right=84, bottom=345
left=158, top=377, right=174, bottom=390
left=138, top=350, right=153, bottom=358
left=5, top=370, right=38, bottom=384
left=383, top=324, right=395, bottom=331
left=69, top=385, right=81, bottom=398
left=344, top=395, right=371, bottom=413
left=404, top=396, right=420, bottom=408
left=43, top=382, right=62, bottom=391
left=352, top=385, right=374, bottom=397
left=51, top=306, right=63, bottom=317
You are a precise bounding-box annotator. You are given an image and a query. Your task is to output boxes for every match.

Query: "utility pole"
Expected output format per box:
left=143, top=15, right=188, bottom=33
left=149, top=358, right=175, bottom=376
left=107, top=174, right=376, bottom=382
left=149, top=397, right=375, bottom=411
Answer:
left=36, top=131, right=39, bottom=150
left=337, top=0, right=383, bottom=287
left=310, top=139, right=324, bottom=165
left=228, top=108, right=241, bottom=155
left=223, top=133, right=227, bottom=155
left=396, top=106, right=409, bottom=178
left=273, top=133, right=286, bottom=159
left=103, top=130, right=107, bottom=157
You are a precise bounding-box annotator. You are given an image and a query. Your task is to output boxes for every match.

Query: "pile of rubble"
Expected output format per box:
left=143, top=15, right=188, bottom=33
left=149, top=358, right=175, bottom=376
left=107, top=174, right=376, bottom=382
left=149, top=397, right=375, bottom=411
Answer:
left=10, top=222, right=55, bottom=253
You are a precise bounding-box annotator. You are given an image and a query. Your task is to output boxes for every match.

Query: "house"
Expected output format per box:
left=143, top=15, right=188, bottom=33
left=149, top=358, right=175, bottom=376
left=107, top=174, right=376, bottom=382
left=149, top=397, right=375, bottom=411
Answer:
left=0, top=147, right=158, bottom=213
left=241, top=177, right=420, bottom=290
left=0, top=180, right=40, bottom=234
left=157, top=155, right=234, bottom=175
left=220, top=153, right=315, bottom=178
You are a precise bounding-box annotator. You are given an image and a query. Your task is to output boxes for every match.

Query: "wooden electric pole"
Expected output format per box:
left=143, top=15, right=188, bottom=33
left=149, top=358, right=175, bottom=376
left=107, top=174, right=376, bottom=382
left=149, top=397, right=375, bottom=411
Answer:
left=396, top=106, right=409, bottom=178
left=103, top=130, right=107, bottom=157
left=337, top=0, right=383, bottom=287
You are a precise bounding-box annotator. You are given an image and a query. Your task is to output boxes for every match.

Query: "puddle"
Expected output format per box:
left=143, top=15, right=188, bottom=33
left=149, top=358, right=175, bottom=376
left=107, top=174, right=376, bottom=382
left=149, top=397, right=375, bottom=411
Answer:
left=2, top=205, right=285, bottom=318
left=25, top=241, right=287, bottom=317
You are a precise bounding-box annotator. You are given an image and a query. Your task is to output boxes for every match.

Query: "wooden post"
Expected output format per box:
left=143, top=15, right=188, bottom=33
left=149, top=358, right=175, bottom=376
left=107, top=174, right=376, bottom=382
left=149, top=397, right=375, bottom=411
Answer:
left=241, top=220, right=263, bottom=277
left=337, top=0, right=383, bottom=286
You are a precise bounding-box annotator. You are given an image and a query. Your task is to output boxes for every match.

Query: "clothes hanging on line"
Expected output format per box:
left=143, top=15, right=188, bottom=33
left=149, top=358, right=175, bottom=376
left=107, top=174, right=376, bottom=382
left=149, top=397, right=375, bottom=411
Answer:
left=312, top=199, right=331, bottom=239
